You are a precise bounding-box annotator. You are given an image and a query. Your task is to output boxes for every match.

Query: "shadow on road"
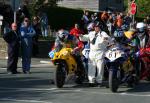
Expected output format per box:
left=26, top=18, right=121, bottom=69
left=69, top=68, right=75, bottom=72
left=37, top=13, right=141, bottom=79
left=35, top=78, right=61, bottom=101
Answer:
left=0, top=76, right=53, bottom=88
left=125, top=82, right=150, bottom=93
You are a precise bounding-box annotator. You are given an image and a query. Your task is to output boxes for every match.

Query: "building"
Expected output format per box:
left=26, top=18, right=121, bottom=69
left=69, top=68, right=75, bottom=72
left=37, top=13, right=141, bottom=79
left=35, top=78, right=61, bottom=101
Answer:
left=57, top=0, right=124, bottom=12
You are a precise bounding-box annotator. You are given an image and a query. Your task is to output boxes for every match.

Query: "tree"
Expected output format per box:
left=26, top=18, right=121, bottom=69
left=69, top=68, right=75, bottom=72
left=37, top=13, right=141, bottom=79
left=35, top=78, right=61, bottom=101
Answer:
left=124, top=0, right=150, bottom=18
left=136, top=0, right=150, bottom=17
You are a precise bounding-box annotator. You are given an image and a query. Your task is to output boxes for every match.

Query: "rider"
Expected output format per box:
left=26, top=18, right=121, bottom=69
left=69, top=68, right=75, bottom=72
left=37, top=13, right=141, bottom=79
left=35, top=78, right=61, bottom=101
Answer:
left=49, top=29, right=73, bottom=59
left=52, top=28, right=86, bottom=82
left=53, top=29, right=71, bottom=52
left=136, top=22, right=150, bottom=79
left=113, top=19, right=126, bottom=47
left=79, top=23, right=111, bottom=85
left=124, top=29, right=140, bottom=78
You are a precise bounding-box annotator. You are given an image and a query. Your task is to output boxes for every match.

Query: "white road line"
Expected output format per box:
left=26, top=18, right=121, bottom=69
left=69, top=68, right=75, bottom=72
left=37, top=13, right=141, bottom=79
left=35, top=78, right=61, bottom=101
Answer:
left=0, top=98, right=52, bottom=103
left=0, top=68, right=6, bottom=70
left=40, top=61, right=52, bottom=64
left=0, top=87, right=58, bottom=91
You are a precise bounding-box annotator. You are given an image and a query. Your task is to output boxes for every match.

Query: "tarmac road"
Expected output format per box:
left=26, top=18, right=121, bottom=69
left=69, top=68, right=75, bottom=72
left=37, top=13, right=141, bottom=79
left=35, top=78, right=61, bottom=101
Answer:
left=0, top=58, right=150, bottom=103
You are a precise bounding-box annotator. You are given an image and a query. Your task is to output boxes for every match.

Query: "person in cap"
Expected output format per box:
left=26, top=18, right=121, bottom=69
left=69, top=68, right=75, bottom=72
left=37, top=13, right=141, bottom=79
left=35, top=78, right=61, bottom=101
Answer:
left=79, top=23, right=111, bottom=86
left=3, top=23, right=20, bottom=74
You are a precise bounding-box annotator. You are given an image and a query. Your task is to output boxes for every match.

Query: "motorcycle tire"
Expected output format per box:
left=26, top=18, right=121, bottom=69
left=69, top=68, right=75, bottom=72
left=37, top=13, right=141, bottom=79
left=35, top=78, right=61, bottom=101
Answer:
left=109, top=70, right=119, bottom=93
left=55, top=65, right=66, bottom=88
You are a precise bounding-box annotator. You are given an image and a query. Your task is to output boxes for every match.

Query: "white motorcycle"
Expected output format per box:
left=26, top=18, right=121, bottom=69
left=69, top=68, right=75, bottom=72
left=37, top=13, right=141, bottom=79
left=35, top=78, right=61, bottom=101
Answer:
left=104, top=44, right=126, bottom=92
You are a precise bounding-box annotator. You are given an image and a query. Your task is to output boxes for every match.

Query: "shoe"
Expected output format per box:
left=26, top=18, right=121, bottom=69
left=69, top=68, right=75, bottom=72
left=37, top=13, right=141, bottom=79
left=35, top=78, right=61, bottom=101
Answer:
left=23, top=70, right=30, bottom=74
left=7, top=71, right=13, bottom=74
left=95, top=78, right=103, bottom=86
left=12, top=71, right=21, bottom=74
left=7, top=71, right=21, bottom=74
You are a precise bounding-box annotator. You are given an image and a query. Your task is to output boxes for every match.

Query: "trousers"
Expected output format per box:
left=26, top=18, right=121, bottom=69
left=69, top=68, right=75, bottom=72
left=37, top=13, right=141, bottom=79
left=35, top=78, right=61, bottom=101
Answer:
left=88, top=50, right=105, bottom=83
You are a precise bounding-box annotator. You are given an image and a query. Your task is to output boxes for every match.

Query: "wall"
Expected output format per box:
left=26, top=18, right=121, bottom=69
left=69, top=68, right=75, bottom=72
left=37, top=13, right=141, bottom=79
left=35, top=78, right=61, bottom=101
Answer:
left=0, top=38, right=7, bottom=59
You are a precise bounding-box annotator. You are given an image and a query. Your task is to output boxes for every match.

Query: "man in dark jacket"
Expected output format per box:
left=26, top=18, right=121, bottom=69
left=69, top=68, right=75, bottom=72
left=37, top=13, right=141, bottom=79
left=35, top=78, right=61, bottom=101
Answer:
left=3, top=23, right=20, bottom=74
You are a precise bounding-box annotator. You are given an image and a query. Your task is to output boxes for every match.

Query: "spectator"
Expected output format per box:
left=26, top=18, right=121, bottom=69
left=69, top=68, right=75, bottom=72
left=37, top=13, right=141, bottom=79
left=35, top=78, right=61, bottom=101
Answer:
left=3, top=22, right=11, bottom=34
left=145, top=15, right=150, bottom=25
left=81, top=10, right=90, bottom=33
left=40, top=12, right=49, bottom=37
left=101, top=11, right=109, bottom=22
left=116, top=14, right=123, bottom=28
left=93, top=13, right=99, bottom=21
left=3, top=5, right=13, bottom=25
left=82, top=10, right=90, bottom=25
left=111, top=12, right=117, bottom=21
left=107, top=16, right=115, bottom=36
left=90, top=13, right=98, bottom=22
left=3, top=23, right=20, bottom=74
left=32, top=16, right=41, bottom=56
left=91, top=14, right=95, bottom=22
left=19, top=0, right=30, bottom=19
left=20, top=17, right=36, bottom=74
left=124, top=13, right=132, bottom=26
left=70, top=23, right=84, bottom=39
left=16, top=7, right=26, bottom=27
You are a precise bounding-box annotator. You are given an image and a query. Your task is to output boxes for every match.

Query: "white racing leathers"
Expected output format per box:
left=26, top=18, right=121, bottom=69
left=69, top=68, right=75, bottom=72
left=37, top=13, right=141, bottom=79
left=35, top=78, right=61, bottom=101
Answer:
left=80, top=31, right=111, bottom=83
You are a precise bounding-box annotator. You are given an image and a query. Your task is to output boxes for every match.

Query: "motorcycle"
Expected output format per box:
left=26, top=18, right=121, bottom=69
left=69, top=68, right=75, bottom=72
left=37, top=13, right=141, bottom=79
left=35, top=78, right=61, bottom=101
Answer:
left=104, top=44, right=137, bottom=92
left=104, top=44, right=126, bottom=92
left=50, top=47, right=86, bottom=88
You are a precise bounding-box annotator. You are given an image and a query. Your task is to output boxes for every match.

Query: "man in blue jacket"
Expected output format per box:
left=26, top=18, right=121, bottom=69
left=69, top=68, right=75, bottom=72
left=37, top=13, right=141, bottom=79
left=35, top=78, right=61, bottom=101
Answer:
left=20, top=18, right=36, bottom=74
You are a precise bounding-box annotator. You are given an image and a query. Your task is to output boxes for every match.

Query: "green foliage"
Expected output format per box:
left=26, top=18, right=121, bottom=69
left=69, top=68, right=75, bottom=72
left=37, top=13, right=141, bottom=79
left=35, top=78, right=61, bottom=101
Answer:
left=136, top=0, right=150, bottom=18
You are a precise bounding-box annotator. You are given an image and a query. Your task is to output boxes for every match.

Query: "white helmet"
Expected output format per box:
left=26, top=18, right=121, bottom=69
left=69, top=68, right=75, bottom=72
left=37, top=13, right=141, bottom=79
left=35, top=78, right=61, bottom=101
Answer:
left=136, top=22, right=146, bottom=33
left=136, top=22, right=146, bottom=29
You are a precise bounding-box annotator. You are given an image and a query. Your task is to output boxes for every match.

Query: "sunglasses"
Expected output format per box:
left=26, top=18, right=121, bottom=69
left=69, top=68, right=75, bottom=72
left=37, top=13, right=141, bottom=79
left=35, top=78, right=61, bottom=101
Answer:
left=24, top=20, right=29, bottom=22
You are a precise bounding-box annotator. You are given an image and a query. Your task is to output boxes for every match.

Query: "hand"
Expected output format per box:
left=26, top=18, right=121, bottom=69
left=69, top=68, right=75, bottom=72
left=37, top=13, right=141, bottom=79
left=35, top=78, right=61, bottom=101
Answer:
left=79, top=34, right=83, bottom=37
left=72, top=47, right=79, bottom=54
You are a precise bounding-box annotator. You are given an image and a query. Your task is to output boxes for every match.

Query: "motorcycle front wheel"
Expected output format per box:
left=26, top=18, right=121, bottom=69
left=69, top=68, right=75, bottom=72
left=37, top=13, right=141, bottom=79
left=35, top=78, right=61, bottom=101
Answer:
left=109, top=69, right=120, bottom=93
left=55, top=64, right=67, bottom=88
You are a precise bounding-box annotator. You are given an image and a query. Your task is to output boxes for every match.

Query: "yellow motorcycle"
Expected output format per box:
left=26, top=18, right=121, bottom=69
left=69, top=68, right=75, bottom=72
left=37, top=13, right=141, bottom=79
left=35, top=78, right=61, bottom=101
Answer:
left=51, top=47, right=86, bottom=88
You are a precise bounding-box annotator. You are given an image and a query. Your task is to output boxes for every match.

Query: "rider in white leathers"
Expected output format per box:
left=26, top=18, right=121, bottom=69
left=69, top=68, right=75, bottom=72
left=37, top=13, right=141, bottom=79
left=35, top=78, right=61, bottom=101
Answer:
left=79, top=24, right=111, bottom=84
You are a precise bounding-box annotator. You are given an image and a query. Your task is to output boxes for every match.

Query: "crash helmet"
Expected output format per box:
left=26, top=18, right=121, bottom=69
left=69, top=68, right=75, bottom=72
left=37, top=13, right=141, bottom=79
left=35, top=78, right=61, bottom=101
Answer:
left=114, top=29, right=124, bottom=38
left=136, top=22, right=146, bottom=33
left=124, top=29, right=136, bottom=39
left=113, top=28, right=124, bottom=43
left=57, top=29, right=69, bottom=40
